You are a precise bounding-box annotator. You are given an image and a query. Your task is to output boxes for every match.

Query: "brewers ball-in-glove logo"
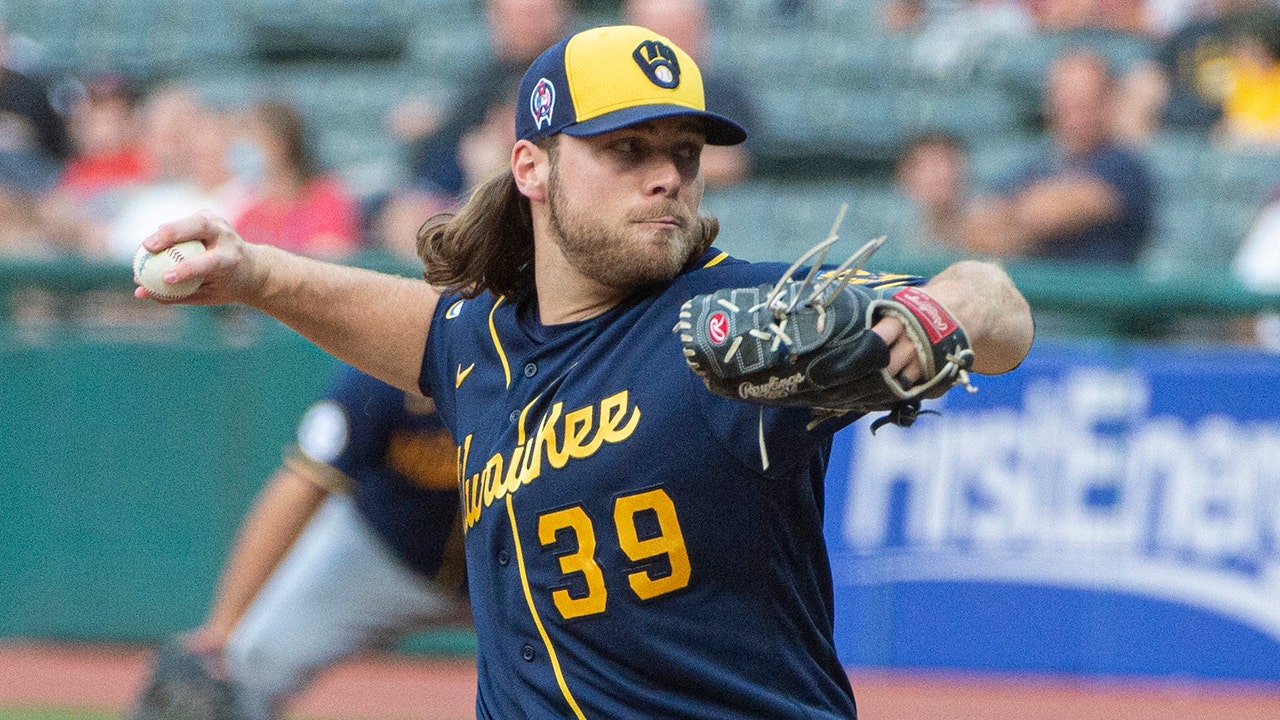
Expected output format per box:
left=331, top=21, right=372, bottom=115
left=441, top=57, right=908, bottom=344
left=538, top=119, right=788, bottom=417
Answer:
left=530, top=77, right=555, bottom=130
left=633, top=40, right=681, bottom=88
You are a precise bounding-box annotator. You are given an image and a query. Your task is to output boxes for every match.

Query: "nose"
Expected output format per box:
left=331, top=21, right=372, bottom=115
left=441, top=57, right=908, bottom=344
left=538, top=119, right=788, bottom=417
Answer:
left=643, top=153, right=683, bottom=198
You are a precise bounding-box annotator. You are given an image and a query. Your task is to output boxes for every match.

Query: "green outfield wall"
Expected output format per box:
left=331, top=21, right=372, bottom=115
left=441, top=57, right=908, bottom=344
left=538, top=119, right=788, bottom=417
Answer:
left=0, top=315, right=336, bottom=640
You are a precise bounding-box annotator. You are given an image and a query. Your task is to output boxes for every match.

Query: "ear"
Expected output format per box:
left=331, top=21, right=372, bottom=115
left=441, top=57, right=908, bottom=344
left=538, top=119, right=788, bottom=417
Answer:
left=511, top=139, right=549, bottom=203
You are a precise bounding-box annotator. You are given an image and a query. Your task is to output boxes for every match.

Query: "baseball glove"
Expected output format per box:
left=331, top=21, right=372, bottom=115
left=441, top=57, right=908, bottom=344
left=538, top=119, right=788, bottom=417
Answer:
left=676, top=223, right=975, bottom=433
left=129, top=637, right=244, bottom=720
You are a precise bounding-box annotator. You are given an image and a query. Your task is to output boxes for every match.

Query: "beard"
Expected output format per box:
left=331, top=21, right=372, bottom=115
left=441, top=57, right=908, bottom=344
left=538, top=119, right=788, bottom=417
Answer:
left=546, top=163, right=703, bottom=290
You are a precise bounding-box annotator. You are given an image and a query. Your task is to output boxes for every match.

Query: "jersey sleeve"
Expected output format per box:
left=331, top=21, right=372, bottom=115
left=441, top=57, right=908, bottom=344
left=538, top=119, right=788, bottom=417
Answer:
left=287, top=364, right=401, bottom=491
left=419, top=293, right=470, bottom=432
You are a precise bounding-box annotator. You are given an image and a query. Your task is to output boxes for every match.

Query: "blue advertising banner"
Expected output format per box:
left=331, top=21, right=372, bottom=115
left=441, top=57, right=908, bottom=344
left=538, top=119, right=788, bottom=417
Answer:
left=825, top=340, right=1280, bottom=680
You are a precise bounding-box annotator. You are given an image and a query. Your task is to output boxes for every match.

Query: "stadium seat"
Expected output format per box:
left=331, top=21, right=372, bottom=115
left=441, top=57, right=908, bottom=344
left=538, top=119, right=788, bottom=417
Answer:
left=827, top=33, right=913, bottom=86
left=1209, top=149, right=1280, bottom=206
left=1208, top=196, right=1269, bottom=262
left=711, top=27, right=815, bottom=83
left=1145, top=132, right=1213, bottom=199
left=965, top=133, right=1048, bottom=192
left=1143, top=199, right=1222, bottom=277
left=6, top=0, right=252, bottom=78
left=828, top=86, right=905, bottom=158
left=236, top=0, right=476, bottom=62
left=751, top=84, right=832, bottom=150
left=700, top=182, right=782, bottom=261
left=989, top=29, right=1156, bottom=96
left=896, top=83, right=1029, bottom=142
left=404, top=13, right=493, bottom=83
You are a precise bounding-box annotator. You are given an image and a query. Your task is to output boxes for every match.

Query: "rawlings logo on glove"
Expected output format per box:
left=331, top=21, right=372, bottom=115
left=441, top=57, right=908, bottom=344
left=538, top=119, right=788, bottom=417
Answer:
left=740, top=372, right=806, bottom=400
left=676, top=225, right=975, bottom=434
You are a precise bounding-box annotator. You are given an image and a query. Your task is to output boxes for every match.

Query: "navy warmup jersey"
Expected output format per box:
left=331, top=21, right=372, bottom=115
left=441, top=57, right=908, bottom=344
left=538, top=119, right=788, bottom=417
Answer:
left=290, top=365, right=464, bottom=585
left=422, top=249, right=922, bottom=719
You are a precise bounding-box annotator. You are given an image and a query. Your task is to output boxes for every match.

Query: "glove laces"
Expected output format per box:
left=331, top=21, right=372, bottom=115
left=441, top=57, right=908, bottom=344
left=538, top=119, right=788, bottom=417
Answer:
left=748, top=203, right=886, bottom=348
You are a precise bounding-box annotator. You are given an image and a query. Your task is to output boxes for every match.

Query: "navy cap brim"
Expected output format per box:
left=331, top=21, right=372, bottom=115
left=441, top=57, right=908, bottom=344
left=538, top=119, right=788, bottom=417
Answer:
left=561, top=104, right=747, bottom=146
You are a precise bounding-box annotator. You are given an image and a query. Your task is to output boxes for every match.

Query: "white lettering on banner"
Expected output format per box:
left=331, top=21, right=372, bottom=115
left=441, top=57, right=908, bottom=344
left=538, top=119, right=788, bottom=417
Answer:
left=840, top=369, right=1280, bottom=641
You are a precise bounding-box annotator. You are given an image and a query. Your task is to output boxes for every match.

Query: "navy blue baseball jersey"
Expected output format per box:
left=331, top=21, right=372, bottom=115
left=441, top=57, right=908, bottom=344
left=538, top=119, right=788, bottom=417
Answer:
left=421, top=249, right=922, bottom=719
left=290, top=364, right=464, bottom=587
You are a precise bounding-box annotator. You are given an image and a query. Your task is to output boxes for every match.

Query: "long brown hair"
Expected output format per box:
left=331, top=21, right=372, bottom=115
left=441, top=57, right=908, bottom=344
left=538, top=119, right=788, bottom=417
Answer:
left=418, top=169, right=535, bottom=299
left=252, top=100, right=318, bottom=181
left=417, top=141, right=721, bottom=300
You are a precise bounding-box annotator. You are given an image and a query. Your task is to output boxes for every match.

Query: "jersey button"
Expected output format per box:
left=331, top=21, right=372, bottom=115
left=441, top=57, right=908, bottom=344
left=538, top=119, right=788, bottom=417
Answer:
left=497, top=550, right=510, bottom=566
left=509, top=409, right=519, bottom=423
left=521, top=644, right=536, bottom=662
left=523, top=363, right=537, bottom=378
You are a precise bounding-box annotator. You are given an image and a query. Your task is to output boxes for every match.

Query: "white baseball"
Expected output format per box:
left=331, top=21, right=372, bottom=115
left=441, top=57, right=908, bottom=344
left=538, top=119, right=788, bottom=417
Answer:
left=133, top=240, right=207, bottom=299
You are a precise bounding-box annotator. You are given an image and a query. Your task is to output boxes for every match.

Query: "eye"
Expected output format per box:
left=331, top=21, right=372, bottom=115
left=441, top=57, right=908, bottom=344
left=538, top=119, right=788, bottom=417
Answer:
left=614, top=139, right=639, bottom=154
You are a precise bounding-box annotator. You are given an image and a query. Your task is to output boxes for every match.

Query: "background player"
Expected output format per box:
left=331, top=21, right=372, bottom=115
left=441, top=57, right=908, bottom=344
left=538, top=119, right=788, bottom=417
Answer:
left=134, top=24, right=1033, bottom=718
left=174, top=364, right=467, bottom=720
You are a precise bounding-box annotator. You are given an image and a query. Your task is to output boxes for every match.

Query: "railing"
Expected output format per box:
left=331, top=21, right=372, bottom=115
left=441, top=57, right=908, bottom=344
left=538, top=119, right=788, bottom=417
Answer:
left=4, top=252, right=1277, bottom=323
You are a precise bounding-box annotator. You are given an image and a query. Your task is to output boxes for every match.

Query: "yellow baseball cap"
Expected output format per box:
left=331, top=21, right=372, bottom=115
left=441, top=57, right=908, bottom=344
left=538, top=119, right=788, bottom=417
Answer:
left=516, top=25, right=747, bottom=146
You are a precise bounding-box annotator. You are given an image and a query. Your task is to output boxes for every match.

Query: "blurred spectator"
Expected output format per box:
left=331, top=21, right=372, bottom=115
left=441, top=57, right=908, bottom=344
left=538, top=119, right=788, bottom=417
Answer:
left=370, top=88, right=515, bottom=258
left=622, top=0, right=755, bottom=189
left=103, top=85, right=250, bottom=260
left=44, top=74, right=153, bottom=251
left=0, top=8, right=72, bottom=254
left=1232, top=183, right=1280, bottom=348
left=1028, top=0, right=1150, bottom=32
left=885, top=132, right=972, bottom=261
left=1100, top=0, right=1155, bottom=33
left=882, top=0, right=935, bottom=32
left=1143, top=0, right=1211, bottom=38
left=368, top=186, right=452, bottom=261
left=884, top=0, right=1152, bottom=38
left=373, top=0, right=573, bottom=259
left=398, top=0, right=573, bottom=199
left=58, top=74, right=151, bottom=199
left=883, top=1, right=1031, bottom=32
left=456, top=95, right=516, bottom=193
left=881, top=2, right=1034, bottom=79
left=0, top=15, right=71, bottom=165
left=1115, top=0, right=1274, bottom=142
left=962, top=50, right=1154, bottom=263
left=1233, top=183, right=1280, bottom=291
left=0, top=150, right=61, bottom=254
left=371, top=92, right=513, bottom=264
left=1216, top=6, right=1280, bottom=146
left=231, top=101, right=361, bottom=258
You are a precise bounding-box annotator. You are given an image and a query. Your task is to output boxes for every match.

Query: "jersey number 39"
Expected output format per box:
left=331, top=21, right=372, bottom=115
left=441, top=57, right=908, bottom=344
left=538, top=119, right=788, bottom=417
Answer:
left=538, top=488, right=690, bottom=620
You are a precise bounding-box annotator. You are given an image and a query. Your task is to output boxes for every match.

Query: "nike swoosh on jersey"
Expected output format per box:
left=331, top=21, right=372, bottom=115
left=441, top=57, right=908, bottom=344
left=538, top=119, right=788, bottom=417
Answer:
left=455, top=363, right=476, bottom=388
